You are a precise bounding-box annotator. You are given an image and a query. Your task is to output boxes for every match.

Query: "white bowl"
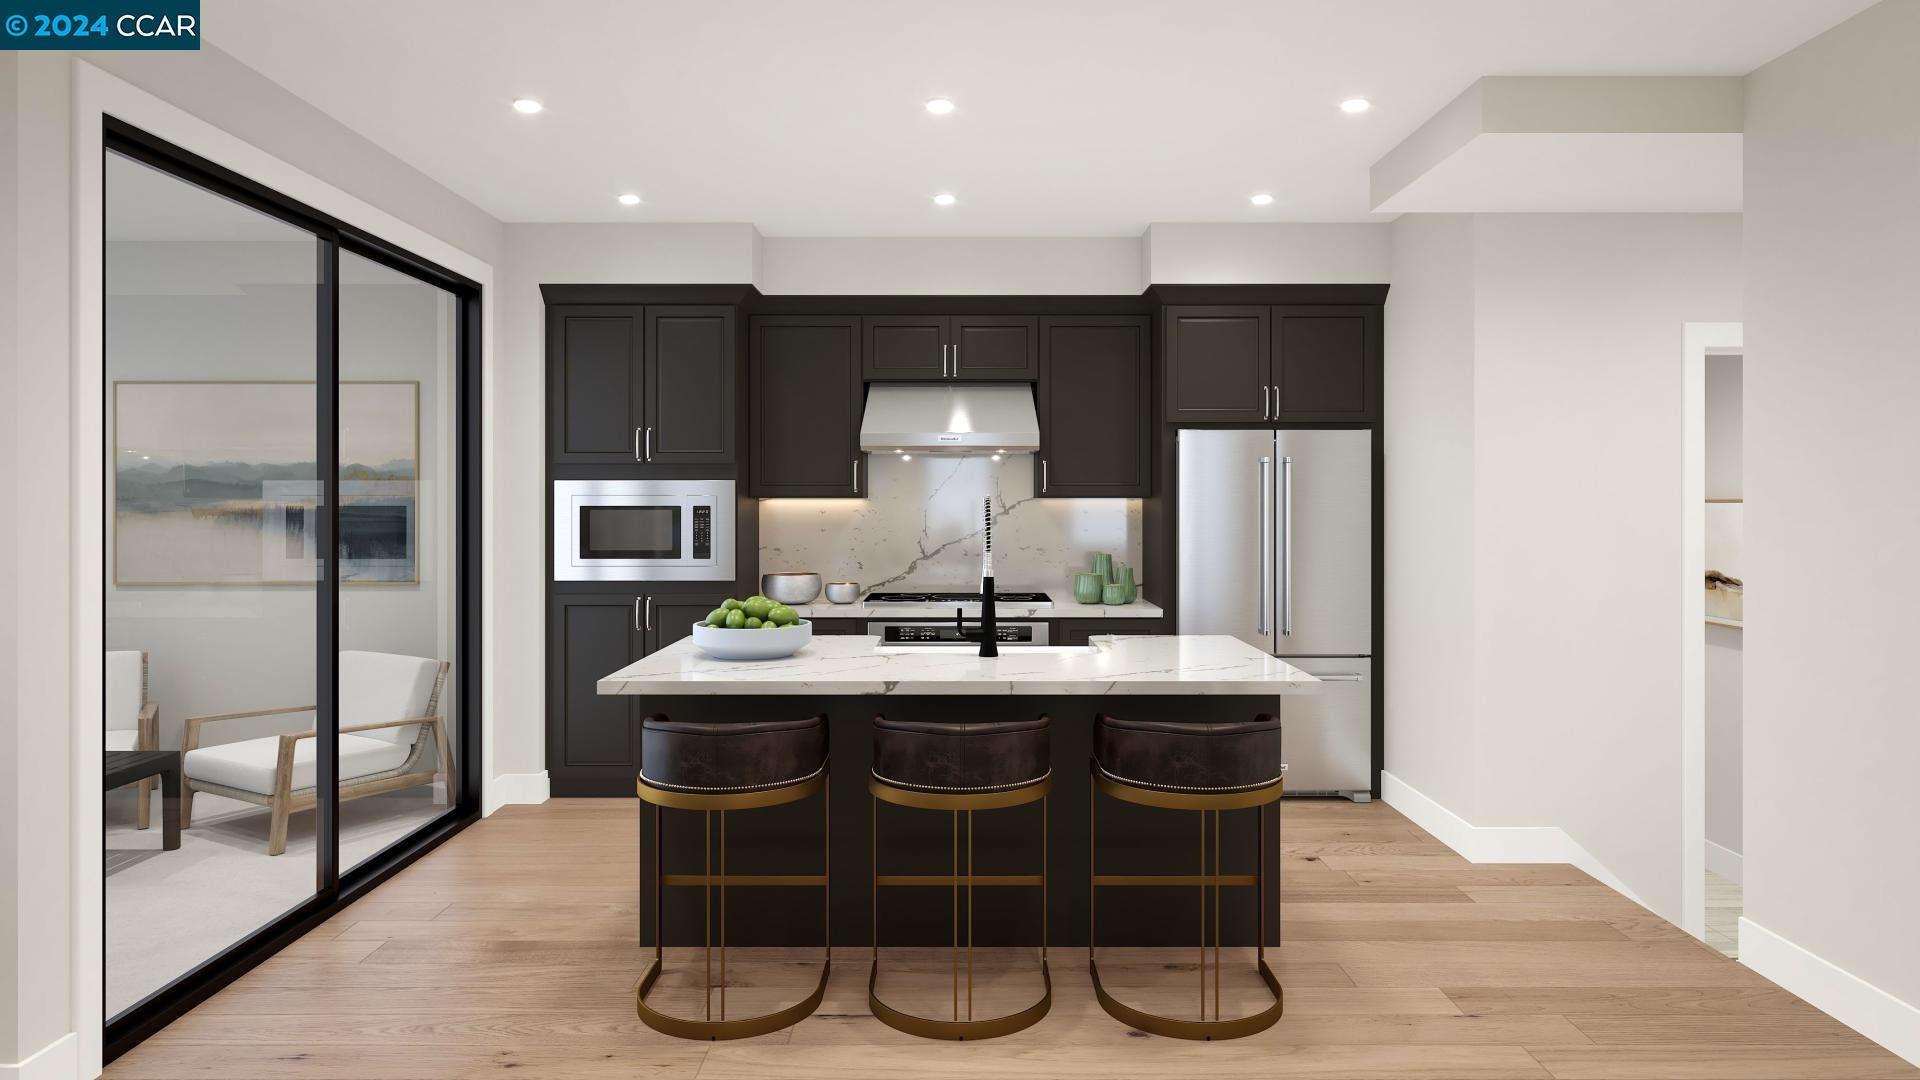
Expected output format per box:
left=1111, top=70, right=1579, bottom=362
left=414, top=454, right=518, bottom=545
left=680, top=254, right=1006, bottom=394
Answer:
left=690, top=619, right=812, bottom=661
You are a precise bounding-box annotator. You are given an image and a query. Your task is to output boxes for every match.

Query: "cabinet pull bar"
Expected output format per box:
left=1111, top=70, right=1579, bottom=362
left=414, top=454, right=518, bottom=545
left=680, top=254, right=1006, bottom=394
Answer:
left=634, top=426, right=643, bottom=461
left=644, top=596, right=653, bottom=632
left=1041, top=459, right=1049, bottom=493
left=634, top=596, right=642, bottom=632
left=644, top=426, right=653, bottom=462
left=853, top=458, right=860, bottom=494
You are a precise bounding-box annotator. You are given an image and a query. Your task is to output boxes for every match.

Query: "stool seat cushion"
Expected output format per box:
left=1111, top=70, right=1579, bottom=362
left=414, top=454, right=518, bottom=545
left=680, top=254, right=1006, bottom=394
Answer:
left=1094, top=714, right=1282, bottom=792
left=871, top=715, right=1050, bottom=793
left=641, top=715, right=827, bottom=793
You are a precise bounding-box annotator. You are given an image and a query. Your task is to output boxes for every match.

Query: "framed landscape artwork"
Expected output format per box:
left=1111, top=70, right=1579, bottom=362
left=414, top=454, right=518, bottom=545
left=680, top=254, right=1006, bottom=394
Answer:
left=113, top=380, right=420, bottom=586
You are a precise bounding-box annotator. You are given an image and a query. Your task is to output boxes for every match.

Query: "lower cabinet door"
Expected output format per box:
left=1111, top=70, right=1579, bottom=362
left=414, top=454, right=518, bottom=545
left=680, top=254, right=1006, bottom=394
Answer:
left=1053, top=618, right=1167, bottom=646
left=646, top=592, right=733, bottom=653
left=548, top=594, right=645, bottom=796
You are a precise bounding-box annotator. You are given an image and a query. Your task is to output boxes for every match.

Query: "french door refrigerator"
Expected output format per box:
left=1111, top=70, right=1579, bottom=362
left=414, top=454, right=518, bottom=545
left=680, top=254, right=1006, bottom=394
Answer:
left=1177, top=428, right=1373, bottom=799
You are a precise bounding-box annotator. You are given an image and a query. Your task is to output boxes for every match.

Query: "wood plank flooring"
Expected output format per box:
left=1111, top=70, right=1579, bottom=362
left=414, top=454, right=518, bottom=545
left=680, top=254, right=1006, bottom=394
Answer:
left=105, top=799, right=1916, bottom=1080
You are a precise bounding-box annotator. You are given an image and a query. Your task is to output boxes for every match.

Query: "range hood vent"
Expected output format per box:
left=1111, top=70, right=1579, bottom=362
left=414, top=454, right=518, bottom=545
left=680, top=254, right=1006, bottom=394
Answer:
left=859, top=384, right=1040, bottom=456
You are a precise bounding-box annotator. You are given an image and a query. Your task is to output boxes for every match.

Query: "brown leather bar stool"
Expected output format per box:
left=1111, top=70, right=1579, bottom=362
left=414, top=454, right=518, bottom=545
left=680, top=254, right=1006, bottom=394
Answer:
left=868, top=715, right=1052, bottom=1040
left=1090, top=713, right=1286, bottom=1040
left=635, top=715, right=830, bottom=1040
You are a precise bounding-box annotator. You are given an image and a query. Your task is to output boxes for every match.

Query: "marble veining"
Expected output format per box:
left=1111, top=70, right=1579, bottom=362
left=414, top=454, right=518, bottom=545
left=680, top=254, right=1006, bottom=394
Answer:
left=758, top=454, right=1141, bottom=593
left=598, top=634, right=1321, bottom=697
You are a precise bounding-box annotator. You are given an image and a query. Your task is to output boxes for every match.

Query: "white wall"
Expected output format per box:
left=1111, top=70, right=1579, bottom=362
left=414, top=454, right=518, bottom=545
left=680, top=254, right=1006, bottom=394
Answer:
left=1743, top=0, right=1920, bottom=1036
left=1144, top=223, right=1391, bottom=284
left=3, top=51, right=75, bottom=1071
left=1383, top=214, right=1478, bottom=817
left=1383, top=212, right=1742, bottom=923
left=760, top=236, right=1143, bottom=294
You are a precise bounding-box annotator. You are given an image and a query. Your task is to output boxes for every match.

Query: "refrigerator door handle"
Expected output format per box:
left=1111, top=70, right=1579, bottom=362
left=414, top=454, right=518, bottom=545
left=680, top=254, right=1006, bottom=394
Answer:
left=1281, top=455, right=1294, bottom=638
left=1257, top=456, right=1272, bottom=636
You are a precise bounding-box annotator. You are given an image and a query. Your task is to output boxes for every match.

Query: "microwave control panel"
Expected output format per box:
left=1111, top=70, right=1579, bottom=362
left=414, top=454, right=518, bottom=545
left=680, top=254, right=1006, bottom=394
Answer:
left=692, top=505, right=712, bottom=560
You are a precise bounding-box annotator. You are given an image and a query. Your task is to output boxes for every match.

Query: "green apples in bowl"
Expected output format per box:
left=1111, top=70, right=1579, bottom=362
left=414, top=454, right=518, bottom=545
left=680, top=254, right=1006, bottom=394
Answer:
left=691, top=595, right=811, bottom=660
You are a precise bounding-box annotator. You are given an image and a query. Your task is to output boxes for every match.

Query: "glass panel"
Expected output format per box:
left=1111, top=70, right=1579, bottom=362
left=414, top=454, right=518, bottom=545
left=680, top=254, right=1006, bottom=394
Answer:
left=104, top=150, right=320, bottom=1018
left=582, top=505, right=681, bottom=559
left=337, top=248, right=460, bottom=873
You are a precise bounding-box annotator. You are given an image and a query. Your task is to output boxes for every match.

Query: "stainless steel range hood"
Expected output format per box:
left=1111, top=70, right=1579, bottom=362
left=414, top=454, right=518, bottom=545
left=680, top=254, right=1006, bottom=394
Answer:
left=858, top=384, right=1040, bottom=455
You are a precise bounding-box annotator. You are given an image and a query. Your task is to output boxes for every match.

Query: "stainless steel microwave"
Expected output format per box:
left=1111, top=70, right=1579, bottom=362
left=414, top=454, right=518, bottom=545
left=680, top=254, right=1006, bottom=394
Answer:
left=552, top=479, right=735, bottom=582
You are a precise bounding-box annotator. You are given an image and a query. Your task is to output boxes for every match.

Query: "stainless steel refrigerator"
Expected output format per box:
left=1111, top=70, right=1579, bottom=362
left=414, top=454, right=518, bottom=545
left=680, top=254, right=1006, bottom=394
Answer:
left=1177, top=428, right=1373, bottom=799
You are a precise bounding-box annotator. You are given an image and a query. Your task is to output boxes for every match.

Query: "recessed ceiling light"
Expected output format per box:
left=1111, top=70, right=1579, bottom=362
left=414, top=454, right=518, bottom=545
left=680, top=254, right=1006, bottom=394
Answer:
left=512, top=98, right=544, bottom=115
left=1249, top=193, right=1274, bottom=207
left=617, top=193, right=642, bottom=206
left=1340, top=97, right=1371, bottom=114
left=932, top=192, right=957, bottom=207
left=925, top=98, right=956, bottom=115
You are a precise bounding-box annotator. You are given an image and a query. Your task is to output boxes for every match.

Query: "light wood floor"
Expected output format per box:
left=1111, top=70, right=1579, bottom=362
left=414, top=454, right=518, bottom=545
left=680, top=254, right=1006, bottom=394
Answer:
left=106, top=799, right=1916, bottom=1079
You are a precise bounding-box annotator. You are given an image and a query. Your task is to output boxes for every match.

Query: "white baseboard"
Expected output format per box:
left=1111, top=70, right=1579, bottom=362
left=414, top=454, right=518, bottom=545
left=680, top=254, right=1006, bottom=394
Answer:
left=0, top=1032, right=77, bottom=1079
left=483, top=770, right=550, bottom=815
left=1740, top=916, right=1920, bottom=1069
left=1704, top=839, right=1743, bottom=884
left=1380, top=771, right=1648, bottom=909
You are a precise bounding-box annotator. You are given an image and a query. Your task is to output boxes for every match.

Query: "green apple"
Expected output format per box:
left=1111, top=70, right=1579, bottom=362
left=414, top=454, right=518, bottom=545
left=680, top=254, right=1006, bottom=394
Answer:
left=745, top=616, right=763, bottom=629
left=743, top=596, right=773, bottom=621
left=704, top=608, right=729, bottom=627
left=725, top=609, right=747, bottom=629
left=767, top=604, right=798, bottom=626
left=721, top=598, right=744, bottom=612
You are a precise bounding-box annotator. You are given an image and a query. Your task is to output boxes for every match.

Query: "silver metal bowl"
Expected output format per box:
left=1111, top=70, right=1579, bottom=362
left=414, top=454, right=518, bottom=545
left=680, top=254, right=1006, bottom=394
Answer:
left=761, top=572, right=823, bottom=605
left=824, top=581, right=861, bottom=605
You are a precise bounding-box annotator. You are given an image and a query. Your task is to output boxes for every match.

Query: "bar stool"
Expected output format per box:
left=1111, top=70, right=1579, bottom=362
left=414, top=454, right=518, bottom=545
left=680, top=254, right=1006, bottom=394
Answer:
left=868, top=715, right=1052, bottom=1040
left=1089, top=713, right=1286, bottom=1040
left=635, top=714, right=830, bottom=1040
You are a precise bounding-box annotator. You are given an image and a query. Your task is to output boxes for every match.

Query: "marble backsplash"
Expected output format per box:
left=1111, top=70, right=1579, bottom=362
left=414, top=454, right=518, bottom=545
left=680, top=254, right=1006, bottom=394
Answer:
left=759, top=454, right=1142, bottom=593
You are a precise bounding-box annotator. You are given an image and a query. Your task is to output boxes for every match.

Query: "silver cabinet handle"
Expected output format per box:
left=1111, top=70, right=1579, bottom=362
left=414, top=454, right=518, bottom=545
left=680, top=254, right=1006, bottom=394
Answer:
left=634, top=426, right=643, bottom=461
left=1281, top=455, right=1294, bottom=637
left=644, top=426, right=653, bottom=462
left=1257, top=456, right=1272, bottom=636
left=644, top=596, right=653, bottom=632
left=1041, top=458, right=1049, bottom=493
left=1271, top=384, right=1280, bottom=419
left=951, top=341, right=958, bottom=376
left=852, top=458, right=860, bottom=494
left=633, top=596, right=642, bottom=632
left=1314, top=673, right=1365, bottom=682
left=1261, top=383, right=1270, bottom=421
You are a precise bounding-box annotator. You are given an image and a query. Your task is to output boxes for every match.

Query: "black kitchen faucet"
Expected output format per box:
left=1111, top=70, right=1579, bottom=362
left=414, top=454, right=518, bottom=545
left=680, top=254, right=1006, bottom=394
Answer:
left=950, top=497, right=1000, bottom=657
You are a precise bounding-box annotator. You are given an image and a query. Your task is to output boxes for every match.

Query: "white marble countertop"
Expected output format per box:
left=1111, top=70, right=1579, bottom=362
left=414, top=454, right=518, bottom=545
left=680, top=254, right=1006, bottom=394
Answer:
left=598, top=633, right=1319, bottom=697
left=790, top=598, right=1165, bottom=620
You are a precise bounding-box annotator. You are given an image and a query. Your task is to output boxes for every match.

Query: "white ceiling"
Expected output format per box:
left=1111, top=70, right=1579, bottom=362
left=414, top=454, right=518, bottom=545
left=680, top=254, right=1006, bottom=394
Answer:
left=206, top=0, right=1871, bottom=236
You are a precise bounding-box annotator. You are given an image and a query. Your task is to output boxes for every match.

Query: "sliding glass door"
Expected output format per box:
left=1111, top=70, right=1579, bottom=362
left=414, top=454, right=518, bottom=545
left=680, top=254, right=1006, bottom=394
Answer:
left=102, top=120, right=480, bottom=1057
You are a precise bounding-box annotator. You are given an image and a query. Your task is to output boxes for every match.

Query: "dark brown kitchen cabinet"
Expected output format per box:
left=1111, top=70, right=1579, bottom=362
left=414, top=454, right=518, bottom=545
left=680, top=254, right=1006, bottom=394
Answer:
left=547, top=590, right=729, bottom=796
left=808, top=619, right=866, bottom=635
left=1272, top=305, right=1378, bottom=422
left=1164, top=304, right=1376, bottom=423
left=751, top=315, right=866, bottom=497
left=548, top=303, right=736, bottom=465
left=645, top=307, right=736, bottom=464
left=1053, top=618, right=1168, bottom=645
left=1036, top=316, right=1152, bottom=498
left=861, top=315, right=1038, bottom=381
left=1164, top=306, right=1270, bottom=423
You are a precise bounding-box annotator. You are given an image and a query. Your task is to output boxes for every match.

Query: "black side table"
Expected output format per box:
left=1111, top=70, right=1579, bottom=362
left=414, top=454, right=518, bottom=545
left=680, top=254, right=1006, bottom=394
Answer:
left=106, top=750, right=181, bottom=851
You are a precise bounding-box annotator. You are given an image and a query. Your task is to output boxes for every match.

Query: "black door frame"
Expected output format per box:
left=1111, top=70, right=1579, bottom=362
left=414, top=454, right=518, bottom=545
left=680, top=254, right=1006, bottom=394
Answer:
left=101, top=117, right=484, bottom=1060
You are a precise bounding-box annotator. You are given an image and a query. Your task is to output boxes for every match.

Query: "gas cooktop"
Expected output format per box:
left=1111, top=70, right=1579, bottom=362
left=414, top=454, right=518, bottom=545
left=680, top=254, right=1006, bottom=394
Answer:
left=863, top=590, right=1053, bottom=606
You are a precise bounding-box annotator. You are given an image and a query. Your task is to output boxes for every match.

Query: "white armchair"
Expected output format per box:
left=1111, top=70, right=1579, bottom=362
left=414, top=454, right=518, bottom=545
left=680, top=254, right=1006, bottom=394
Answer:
left=181, top=650, right=453, bottom=855
left=106, top=650, right=160, bottom=830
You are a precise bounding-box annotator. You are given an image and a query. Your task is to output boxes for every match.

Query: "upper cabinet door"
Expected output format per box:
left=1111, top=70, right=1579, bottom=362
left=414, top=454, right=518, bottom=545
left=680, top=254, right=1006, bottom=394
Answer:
left=951, top=316, right=1039, bottom=380
left=1164, top=306, right=1271, bottom=424
left=1273, top=305, right=1377, bottom=422
left=1037, top=316, right=1152, bottom=498
left=752, top=316, right=866, bottom=497
left=550, top=305, right=646, bottom=463
left=645, top=306, right=736, bottom=465
left=863, top=315, right=947, bottom=380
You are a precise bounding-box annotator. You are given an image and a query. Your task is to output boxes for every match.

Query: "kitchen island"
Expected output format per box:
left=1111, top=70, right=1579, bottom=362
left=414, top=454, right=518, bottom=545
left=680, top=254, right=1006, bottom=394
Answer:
left=599, top=633, right=1318, bottom=948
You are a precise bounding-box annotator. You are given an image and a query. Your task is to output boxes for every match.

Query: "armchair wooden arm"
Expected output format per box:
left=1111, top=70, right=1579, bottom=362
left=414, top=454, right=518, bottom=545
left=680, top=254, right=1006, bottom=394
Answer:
left=181, top=704, right=315, bottom=753
left=137, top=702, right=159, bottom=752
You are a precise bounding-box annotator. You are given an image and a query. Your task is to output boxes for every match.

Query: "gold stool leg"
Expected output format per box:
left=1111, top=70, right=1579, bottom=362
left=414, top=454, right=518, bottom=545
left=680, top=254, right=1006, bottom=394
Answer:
left=1088, top=770, right=1285, bottom=1041
left=635, top=769, right=831, bottom=1041
left=868, top=779, right=1052, bottom=1041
